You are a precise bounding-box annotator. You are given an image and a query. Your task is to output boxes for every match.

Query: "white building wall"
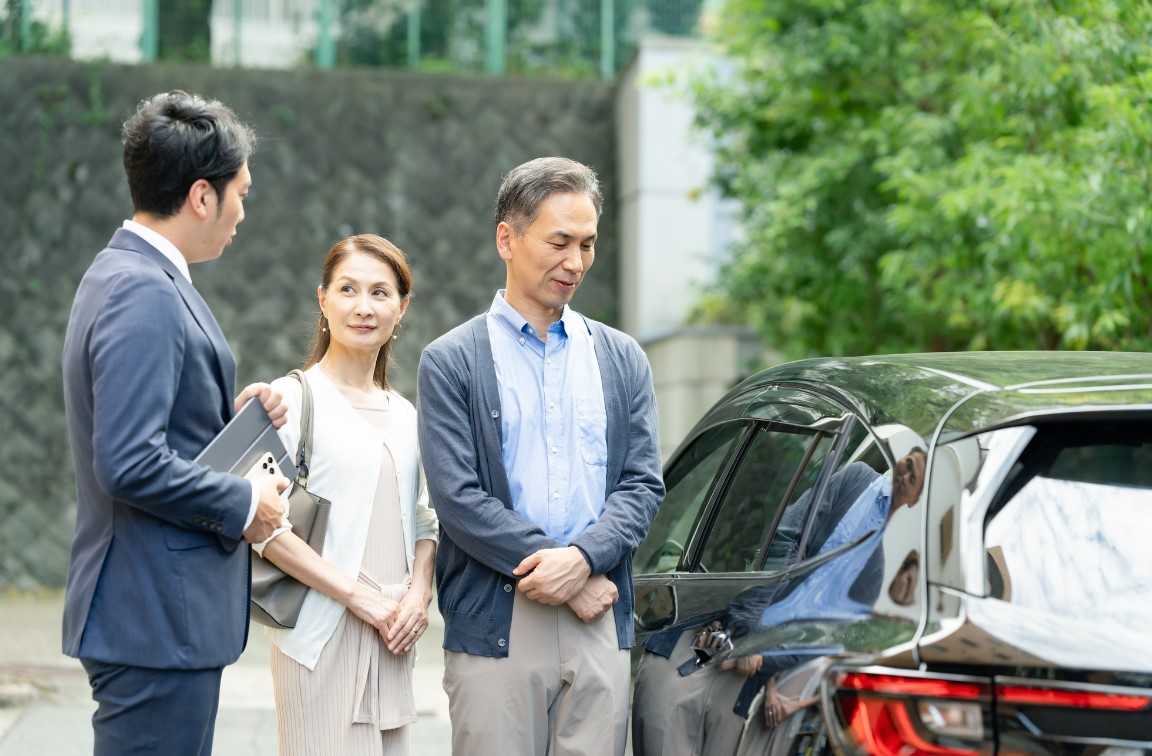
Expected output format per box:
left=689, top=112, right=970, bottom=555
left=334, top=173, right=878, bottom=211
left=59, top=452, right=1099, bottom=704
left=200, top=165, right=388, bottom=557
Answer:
left=38, top=0, right=143, bottom=63
left=615, top=33, right=734, bottom=343
left=615, top=35, right=760, bottom=460
left=28, top=0, right=321, bottom=68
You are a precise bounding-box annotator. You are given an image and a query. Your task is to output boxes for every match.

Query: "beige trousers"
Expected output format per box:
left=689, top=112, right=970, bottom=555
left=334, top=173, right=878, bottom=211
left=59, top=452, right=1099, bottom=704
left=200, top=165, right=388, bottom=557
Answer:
left=443, top=589, right=629, bottom=756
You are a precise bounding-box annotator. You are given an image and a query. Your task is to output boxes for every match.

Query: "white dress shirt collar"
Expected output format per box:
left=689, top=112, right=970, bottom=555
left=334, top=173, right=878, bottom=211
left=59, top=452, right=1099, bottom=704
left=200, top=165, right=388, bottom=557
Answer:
left=122, top=219, right=191, bottom=283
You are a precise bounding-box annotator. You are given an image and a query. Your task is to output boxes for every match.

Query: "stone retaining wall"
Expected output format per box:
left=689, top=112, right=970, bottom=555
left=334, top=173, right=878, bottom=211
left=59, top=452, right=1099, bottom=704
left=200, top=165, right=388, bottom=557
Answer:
left=0, top=57, right=617, bottom=589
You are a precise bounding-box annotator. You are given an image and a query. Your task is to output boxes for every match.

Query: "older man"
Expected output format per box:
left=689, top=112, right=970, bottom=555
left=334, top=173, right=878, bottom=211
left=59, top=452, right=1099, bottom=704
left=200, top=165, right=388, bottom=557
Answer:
left=417, top=157, right=664, bottom=755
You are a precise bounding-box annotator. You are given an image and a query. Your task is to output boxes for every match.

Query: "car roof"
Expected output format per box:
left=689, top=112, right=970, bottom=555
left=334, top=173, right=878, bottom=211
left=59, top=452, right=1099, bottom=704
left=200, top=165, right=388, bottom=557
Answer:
left=697, top=351, right=1152, bottom=442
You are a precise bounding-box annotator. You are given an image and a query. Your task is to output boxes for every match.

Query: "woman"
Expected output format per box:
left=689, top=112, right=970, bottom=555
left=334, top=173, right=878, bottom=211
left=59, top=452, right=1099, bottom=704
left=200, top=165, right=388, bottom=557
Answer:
left=255, top=233, right=438, bottom=755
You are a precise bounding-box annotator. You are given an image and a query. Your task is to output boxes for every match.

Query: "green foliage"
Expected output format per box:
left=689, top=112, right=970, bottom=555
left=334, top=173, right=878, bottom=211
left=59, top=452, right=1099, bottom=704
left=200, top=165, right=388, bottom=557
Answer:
left=331, top=0, right=409, bottom=67
left=0, top=0, right=71, bottom=56
left=81, top=61, right=108, bottom=125
left=30, top=72, right=107, bottom=186
left=321, top=0, right=702, bottom=78
left=157, top=0, right=213, bottom=62
left=327, top=0, right=562, bottom=73
left=692, top=0, right=1152, bottom=357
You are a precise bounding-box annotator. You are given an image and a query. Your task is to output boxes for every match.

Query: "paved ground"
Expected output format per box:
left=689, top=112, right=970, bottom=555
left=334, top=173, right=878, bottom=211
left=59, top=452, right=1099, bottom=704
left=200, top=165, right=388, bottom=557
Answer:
left=0, top=592, right=451, bottom=755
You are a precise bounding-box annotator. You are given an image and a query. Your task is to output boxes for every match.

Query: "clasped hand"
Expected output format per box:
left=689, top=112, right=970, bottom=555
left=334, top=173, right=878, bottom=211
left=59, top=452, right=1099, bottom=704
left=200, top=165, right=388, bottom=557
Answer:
left=566, top=574, right=617, bottom=622
left=513, top=546, right=617, bottom=622
left=349, top=585, right=432, bottom=655
left=513, top=546, right=590, bottom=604
left=384, top=587, right=432, bottom=655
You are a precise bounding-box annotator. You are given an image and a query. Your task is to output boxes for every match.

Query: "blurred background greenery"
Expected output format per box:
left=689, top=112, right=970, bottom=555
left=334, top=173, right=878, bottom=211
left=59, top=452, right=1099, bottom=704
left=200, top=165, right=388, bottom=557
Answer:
left=0, top=0, right=707, bottom=76
left=687, top=0, right=1152, bottom=358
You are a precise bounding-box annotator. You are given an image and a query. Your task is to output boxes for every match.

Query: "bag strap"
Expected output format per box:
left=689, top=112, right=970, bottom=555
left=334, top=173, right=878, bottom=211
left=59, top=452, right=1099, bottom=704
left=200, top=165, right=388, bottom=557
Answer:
left=288, top=369, right=315, bottom=488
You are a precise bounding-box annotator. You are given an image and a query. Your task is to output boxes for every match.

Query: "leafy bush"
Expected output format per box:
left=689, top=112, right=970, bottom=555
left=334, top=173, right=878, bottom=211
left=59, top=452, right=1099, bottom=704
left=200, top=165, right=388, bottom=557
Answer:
left=692, top=0, right=1152, bottom=356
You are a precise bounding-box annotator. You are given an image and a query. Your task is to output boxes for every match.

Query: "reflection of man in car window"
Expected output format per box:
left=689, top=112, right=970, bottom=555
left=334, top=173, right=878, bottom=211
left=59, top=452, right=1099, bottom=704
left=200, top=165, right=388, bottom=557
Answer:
left=632, top=449, right=926, bottom=755
left=769, top=448, right=925, bottom=568
left=725, top=448, right=926, bottom=736
left=888, top=548, right=920, bottom=606
left=824, top=449, right=925, bottom=551
left=748, top=447, right=926, bottom=628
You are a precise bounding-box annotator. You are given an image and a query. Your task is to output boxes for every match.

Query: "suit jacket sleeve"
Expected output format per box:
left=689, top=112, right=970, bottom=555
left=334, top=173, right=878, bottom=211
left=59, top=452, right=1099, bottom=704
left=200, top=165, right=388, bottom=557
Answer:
left=88, top=268, right=251, bottom=540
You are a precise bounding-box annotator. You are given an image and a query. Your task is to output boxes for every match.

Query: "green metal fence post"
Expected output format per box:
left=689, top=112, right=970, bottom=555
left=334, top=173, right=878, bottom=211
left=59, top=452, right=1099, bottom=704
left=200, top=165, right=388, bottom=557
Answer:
left=140, top=0, right=159, bottom=61
left=20, top=0, right=32, bottom=51
left=233, top=0, right=243, bottom=66
left=315, top=0, right=335, bottom=69
left=407, top=0, right=421, bottom=69
left=484, top=0, right=506, bottom=75
left=62, top=0, right=71, bottom=48
left=600, top=0, right=615, bottom=79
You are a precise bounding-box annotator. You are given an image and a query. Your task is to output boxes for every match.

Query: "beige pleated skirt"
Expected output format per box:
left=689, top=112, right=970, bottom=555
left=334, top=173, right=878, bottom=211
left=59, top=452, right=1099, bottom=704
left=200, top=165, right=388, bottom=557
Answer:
left=271, top=405, right=415, bottom=756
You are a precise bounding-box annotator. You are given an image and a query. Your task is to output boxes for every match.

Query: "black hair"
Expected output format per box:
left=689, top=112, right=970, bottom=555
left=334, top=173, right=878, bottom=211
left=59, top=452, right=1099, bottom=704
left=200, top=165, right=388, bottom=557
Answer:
left=122, top=90, right=256, bottom=218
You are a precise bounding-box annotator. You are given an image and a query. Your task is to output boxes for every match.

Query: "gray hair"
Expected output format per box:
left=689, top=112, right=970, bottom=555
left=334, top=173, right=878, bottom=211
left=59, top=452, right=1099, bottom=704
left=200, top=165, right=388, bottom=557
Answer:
left=495, top=157, right=603, bottom=235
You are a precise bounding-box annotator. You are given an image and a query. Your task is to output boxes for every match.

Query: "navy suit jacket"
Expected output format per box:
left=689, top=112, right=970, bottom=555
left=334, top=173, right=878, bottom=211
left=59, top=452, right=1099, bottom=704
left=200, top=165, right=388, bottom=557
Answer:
left=62, top=229, right=253, bottom=669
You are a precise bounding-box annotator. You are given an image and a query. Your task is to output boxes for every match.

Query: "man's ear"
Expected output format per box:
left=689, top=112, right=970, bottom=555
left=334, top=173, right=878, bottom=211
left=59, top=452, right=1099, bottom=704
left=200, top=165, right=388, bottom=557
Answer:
left=187, top=178, right=215, bottom=220
left=496, top=222, right=514, bottom=261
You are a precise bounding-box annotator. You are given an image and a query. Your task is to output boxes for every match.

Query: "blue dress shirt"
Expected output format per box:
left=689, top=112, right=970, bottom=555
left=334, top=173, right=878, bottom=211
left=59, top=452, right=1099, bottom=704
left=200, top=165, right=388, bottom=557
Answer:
left=820, top=475, right=891, bottom=554
left=486, top=291, right=608, bottom=544
left=758, top=475, right=892, bottom=627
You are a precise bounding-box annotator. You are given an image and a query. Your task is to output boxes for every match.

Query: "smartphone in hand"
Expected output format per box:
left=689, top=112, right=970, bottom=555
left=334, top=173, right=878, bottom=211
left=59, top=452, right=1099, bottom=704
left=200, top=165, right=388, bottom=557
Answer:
left=245, top=452, right=281, bottom=481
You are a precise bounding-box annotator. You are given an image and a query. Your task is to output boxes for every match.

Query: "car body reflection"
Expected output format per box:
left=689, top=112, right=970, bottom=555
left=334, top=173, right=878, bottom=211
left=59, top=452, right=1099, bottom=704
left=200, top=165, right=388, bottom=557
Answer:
left=631, top=352, right=1152, bottom=756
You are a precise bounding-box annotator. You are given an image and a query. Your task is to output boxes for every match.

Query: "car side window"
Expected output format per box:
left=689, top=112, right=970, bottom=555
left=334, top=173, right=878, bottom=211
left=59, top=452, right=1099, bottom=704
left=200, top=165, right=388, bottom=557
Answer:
left=696, top=424, right=834, bottom=573
left=633, top=422, right=746, bottom=574
left=761, top=421, right=875, bottom=572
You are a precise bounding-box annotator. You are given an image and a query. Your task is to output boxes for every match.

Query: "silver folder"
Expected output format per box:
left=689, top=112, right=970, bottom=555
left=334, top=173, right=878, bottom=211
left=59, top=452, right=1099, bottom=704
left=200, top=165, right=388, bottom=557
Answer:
left=195, top=397, right=296, bottom=480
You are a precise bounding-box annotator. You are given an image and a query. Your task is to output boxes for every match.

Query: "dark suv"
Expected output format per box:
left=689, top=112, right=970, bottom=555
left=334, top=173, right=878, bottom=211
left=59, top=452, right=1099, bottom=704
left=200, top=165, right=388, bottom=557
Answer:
left=631, top=352, right=1152, bottom=756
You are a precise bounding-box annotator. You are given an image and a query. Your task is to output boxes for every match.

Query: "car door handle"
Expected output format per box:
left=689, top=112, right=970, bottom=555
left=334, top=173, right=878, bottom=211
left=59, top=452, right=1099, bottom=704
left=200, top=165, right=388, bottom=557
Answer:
left=690, top=619, right=734, bottom=666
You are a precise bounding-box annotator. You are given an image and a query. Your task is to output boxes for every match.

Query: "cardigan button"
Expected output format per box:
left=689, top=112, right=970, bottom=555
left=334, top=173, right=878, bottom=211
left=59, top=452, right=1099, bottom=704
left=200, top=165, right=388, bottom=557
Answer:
left=490, top=409, right=500, bottom=419
left=498, top=638, right=507, bottom=647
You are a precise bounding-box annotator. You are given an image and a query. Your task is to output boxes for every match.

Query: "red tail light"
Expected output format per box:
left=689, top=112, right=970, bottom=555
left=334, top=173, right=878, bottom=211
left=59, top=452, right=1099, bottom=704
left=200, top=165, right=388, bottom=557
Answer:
left=828, top=670, right=994, bottom=756
left=997, top=685, right=1150, bottom=712
left=828, top=669, right=1152, bottom=756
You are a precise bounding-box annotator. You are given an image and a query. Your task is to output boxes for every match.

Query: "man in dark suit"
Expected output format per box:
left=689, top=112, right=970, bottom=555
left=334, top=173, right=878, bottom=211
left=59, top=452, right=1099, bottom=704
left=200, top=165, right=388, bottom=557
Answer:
left=61, top=90, right=289, bottom=755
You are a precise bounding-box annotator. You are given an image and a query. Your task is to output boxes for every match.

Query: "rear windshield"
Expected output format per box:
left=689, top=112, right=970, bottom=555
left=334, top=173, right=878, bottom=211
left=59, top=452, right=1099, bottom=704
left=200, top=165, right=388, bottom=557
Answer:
left=984, top=421, right=1152, bottom=624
